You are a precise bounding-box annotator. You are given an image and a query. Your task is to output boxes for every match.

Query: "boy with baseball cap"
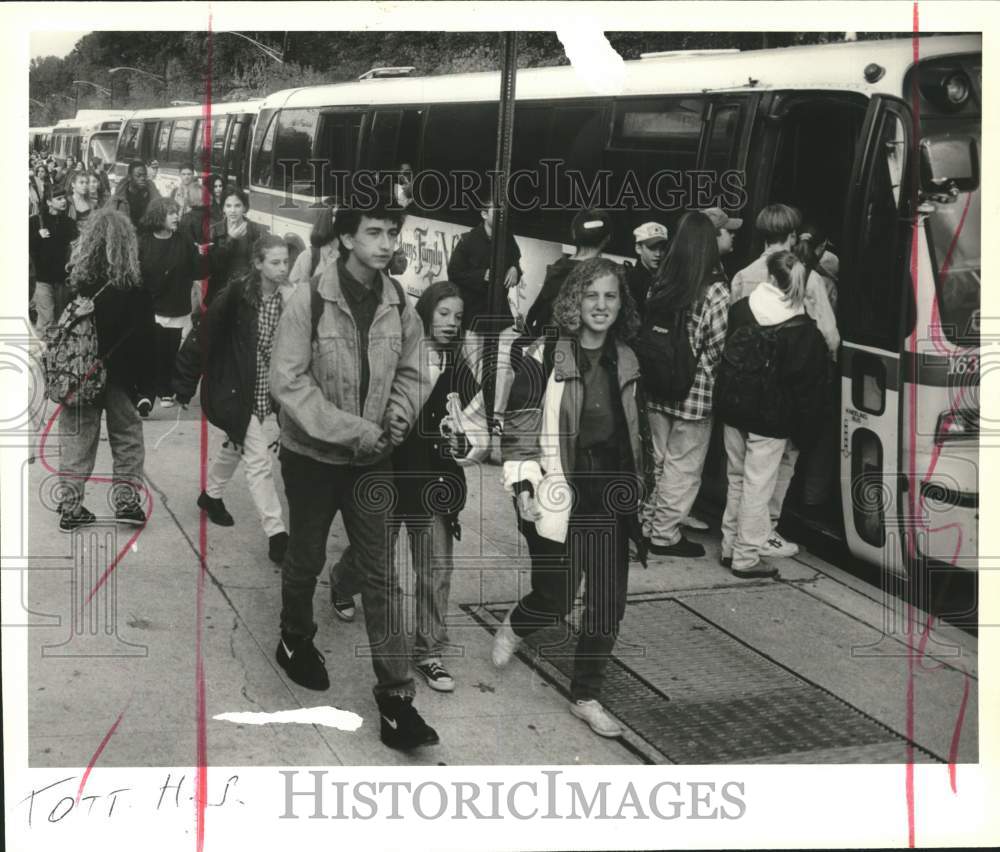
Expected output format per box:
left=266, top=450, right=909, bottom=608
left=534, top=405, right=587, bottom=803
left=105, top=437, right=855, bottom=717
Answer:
left=626, top=221, right=669, bottom=316
left=699, top=207, right=742, bottom=261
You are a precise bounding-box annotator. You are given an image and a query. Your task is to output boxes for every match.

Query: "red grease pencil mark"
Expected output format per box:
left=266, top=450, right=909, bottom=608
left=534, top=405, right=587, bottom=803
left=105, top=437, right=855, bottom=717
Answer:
left=76, top=700, right=129, bottom=803
left=906, top=6, right=921, bottom=846
left=194, top=22, right=214, bottom=852
left=906, top=3, right=975, bottom=842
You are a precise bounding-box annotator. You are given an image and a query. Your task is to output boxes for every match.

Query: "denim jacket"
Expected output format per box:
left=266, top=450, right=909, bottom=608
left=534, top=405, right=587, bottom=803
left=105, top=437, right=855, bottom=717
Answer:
left=269, top=260, right=424, bottom=466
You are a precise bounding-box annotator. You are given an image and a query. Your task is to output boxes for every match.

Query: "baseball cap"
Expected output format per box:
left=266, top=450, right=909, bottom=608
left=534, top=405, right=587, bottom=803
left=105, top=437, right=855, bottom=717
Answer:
left=571, top=208, right=612, bottom=247
left=633, top=222, right=669, bottom=246
left=699, top=207, right=743, bottom=231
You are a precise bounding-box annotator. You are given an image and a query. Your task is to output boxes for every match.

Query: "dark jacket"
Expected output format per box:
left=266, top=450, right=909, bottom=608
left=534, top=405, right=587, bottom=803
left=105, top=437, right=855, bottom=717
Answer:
left=29, top=211, right=77, bottom=284
left=139, top=231, right=199, bottom=317
left=208, top=218, right=267, bottom=305
left=524, top=256, right=576, bottom=338
left=173, top=273, right=292, bottom=444
left=391, top=350, right=480, bottom=532
left=446, top=222, right=521, bottom=332
left=75, top=277, right=156, bottom=402
left=111, top=177, right=160, bottom=228
left=720, top=297, right=829, bottom=450
left=625, top=261, right=656, bottom=318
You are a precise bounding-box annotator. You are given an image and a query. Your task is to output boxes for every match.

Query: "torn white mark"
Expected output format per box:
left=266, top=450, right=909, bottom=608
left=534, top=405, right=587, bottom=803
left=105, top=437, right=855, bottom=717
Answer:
left=213, top=707, right=364, bottom=731
left=556, top=23, right=626, bottom=96
left=131, top=542, right=138, bottom=553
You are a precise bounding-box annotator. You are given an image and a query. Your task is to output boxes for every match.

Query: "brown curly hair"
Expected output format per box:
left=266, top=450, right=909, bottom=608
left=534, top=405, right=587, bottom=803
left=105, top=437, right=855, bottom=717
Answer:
left=550, top=257, right=640, bottom=342
left=67, top=206, right=141, bottom=291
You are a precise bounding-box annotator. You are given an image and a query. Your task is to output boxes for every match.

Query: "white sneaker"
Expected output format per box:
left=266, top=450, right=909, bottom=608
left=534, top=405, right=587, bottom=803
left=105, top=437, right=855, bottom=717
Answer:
left=159, top=396, right=176, bottom=408
left=491, top=613, right=521, bottom=668
left=762, top=532, right=799, bottom=558
left=570, top=699, right=624, bottom=738
left=681, top=514, right=710, bottom=531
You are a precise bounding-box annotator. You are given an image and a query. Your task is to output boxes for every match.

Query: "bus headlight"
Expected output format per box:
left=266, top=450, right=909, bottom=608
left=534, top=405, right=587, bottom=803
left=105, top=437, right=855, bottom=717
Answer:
left=934, top=408, right=978, bottom=444
left=944, top=73, right=971, bottom=106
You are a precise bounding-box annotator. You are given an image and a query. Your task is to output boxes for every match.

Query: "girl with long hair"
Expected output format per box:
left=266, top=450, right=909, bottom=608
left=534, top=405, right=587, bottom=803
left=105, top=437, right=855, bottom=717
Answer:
left=138, top=197, right=200, bottom=408
left=207, top=185, right=266, bottom=304
left=329, top=281, right=481, bottom=692
left=493, top=257, right=647, bottom=738
left=715, top=250, right=829, bottom=578
left=640, top=210, right=731, bottom=558
left=56, top=207, right=156, bottom=532
left=86, top=170, right=107, bottom=209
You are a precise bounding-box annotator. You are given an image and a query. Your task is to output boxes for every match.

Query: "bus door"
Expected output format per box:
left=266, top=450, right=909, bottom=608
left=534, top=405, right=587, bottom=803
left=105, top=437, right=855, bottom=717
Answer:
left=839, top=95, right=914, bottom=577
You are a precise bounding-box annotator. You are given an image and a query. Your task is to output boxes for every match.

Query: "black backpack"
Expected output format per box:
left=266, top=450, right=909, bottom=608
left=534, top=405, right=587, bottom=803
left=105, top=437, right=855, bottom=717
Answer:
left=633, top=307, right=698, bottom=403
left=714, top=312, right=810, bottom=437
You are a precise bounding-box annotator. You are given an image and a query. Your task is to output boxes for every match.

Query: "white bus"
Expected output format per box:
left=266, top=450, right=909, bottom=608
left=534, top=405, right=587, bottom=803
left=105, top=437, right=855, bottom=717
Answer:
left=49, top=110, right=131, bottom=169
left=28, top=125, right=54, bottom=154
left=113, top=100, right=261, bottom=196
left=153, top=35, right=981, bottom=603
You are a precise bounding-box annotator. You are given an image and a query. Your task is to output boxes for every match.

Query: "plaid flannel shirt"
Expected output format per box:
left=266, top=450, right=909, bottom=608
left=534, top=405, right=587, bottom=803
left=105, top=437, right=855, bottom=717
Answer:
left=253, top=288, right=284, bottom=420
left=650, top=280, right=730, bottom=421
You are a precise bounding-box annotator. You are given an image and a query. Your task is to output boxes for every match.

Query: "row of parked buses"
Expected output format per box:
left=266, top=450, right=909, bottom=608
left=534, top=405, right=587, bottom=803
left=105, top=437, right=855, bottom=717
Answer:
left=39, top=35, right=983, bottom=611
left=30, top=109, right=133, bottom=168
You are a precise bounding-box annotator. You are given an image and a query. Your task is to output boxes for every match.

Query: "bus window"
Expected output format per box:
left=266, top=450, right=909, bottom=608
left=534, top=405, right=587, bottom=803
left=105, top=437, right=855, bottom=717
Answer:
left=366, top=110, right=401, bottom=172
left=398, top=109, right=422, bottom=167
left=848, top=113, right=911, bottom=351
left=315, top=111, right=363, bottom=200
left=422, top=102, right=498, bottom=222
left=192, top=118, right=205, bottom=168
left=140, top=121, right=159, bottom=162
left=703, top=103, right=744, bottom=173
left=118, top=121, right=141, bottom=162
left=211, top=115, right=230, bottom=173
left=225, top=116, right=252, bottom=185
left=168, top=119, right=195, bottom=165
left=251, top=110, right=278, bottom=188
left=155, top=121, right=174, bottom=163
left=273, top=108, right=321, bottom=196
left=610, top=96, right=703, bottom=161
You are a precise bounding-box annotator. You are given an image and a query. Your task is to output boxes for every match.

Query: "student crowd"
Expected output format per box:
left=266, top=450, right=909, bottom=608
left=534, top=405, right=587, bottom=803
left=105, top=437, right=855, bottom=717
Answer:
left=28, top=148, right=839, bottom=751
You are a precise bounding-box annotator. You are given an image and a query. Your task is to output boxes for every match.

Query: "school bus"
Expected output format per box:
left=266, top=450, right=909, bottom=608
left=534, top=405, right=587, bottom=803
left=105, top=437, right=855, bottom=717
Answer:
left=154, top=35, right=983, bottom=602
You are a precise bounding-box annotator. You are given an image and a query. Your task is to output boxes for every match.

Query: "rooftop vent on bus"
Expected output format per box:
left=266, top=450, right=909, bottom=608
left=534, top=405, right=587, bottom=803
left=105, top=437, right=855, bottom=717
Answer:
left=639, top=49, right=740, bottom=60
left=358, top=66, right=416, bottom=81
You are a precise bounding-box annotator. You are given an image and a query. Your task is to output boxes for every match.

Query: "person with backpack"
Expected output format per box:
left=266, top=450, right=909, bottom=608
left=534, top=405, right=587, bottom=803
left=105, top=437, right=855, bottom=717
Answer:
left=624, top=221, right=669, bottom=318
left=51, top=207, right=156, bottom=532
left=288, top=201, right=338, bottom=287
left=172, top=234, right=293, bottom=564
left=329, top=281, right=481, bottom=694
left=268, top=197, right=437, bottom=751
left=493, top=257, right=647, bottom=739
left=729, top=203, right=840, bottom=556
left=637, top=211, right=730, bottom=558
left=111, top=160, right=160, bottom=230
left=714, top=250, right=829, bottom=578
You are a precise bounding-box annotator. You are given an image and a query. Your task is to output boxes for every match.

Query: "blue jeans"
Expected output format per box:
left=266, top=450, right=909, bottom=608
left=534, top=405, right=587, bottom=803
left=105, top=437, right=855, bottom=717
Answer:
left=279, top=448, right=415, bottom=699
left=58, top=382, right=146, bottom=513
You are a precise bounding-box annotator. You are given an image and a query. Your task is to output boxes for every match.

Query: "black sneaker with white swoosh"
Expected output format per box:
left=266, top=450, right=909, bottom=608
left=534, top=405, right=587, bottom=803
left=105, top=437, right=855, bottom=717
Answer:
left=275, top=634, right=330, bottom=691
left=376, top=695, right=439, bottom=750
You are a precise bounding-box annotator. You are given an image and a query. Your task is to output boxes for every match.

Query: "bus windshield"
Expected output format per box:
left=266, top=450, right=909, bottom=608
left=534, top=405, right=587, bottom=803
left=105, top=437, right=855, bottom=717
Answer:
left=88, top=132, right=118, bottom=166
left=923, top=121, right=980, bottom=347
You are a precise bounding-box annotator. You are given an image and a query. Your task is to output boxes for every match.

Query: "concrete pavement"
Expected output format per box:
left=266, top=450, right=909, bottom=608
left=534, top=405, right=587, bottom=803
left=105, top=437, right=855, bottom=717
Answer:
left=24, top=398, right=977, bottom=767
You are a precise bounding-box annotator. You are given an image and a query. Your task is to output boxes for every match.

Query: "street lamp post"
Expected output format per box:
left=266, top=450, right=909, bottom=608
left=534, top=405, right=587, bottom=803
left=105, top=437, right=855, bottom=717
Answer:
left=72, top=80, right=112, bottom=113
left=108, top=66, right=168, bottom=108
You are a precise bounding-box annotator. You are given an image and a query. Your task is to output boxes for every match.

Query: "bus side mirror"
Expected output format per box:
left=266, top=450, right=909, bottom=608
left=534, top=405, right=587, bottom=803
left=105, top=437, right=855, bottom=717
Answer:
left=920, top=137, right=978, bottom=195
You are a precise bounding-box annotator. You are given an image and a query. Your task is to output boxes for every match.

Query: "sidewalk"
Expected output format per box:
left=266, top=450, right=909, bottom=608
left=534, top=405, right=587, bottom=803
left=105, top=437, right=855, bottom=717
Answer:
left=24, top=402, right=977, bottom=767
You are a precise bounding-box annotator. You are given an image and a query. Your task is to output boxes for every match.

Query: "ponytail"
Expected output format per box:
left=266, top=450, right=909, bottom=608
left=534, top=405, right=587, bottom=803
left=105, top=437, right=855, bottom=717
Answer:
left=766, top=250, right=807, bottom=309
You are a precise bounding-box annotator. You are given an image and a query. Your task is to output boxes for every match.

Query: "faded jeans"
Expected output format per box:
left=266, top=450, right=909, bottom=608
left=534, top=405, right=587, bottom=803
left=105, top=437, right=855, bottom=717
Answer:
left=34, top=280, right=71, bottom=339
left=334, top=510, right=456, bottom=662
left=642, top=412, right=713, bottom=546
left=768, top=444, right=800, bottom=529
left=206, top=416, right=286, bottom=537
left=279, top=448, right=414, bottom=699
left=721, top=427, right=788, bottom=571
left=58, top=383, right=146, bottom=514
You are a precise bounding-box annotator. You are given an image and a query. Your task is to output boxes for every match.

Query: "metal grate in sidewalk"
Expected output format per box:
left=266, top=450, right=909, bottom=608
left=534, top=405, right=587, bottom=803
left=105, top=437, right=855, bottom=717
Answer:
left=474, top=597, right=942, bottom=764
